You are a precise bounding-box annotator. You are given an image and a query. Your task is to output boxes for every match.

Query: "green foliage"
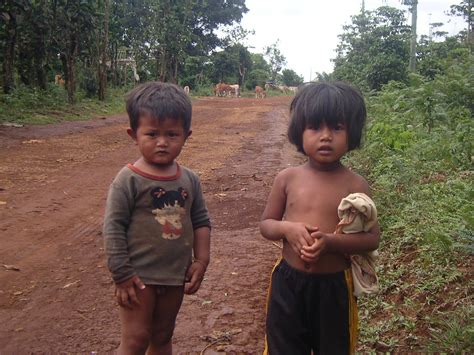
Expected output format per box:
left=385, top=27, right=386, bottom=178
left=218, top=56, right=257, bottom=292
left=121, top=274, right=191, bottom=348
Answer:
left=347, top=46, right=473, bottom=351
left=281, top=69, right=303, bottom=86
left=245, top=69, right=269, bottom=90
left=0, top=84, right=125, bottom=125
left=264, top=40, right=287, bottom=82
left=333, top=6, right=410, bottom=91
left=80, top=67, right=98, bottom=98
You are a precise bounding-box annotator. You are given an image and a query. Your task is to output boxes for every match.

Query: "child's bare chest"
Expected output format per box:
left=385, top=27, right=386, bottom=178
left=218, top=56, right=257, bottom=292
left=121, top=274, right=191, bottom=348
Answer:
left=285, top=174, right=352, bottom=230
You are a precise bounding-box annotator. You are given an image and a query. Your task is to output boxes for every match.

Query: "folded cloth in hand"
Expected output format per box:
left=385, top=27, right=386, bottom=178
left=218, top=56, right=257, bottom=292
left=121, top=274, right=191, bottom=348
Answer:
left=336, top=193, right=379, bottom=297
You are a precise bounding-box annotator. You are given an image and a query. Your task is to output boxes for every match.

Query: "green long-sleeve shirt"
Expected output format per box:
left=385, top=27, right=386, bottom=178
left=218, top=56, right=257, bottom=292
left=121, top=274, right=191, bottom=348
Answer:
left=103, top=164, right=210, bottom=285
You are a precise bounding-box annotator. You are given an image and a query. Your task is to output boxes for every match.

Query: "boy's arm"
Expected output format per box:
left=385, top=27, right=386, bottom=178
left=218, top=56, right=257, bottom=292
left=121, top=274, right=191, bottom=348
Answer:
left=329, top=176, right=381, bottom=253
left=103, top=182, right=145, bottom=308
left=327, top=223, right=380, bottom=254
left=103, top=183, right=137, bottom=284
left=259, top=171, right=315, bottom=253
left=184, top=226, right=210, bottom=294
left=301, top=177, right=380, bottom=261
left=301, top=225, right=380, bottom=263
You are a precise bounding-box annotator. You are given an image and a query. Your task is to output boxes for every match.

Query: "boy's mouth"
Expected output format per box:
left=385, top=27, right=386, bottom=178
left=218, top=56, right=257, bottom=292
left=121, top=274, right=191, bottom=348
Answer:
left=317, top=145, right=332, bottom=152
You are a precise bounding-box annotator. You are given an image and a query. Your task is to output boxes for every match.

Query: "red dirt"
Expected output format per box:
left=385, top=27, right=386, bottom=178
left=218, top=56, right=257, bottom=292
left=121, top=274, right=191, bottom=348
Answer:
left=0, top=96, right=305, bottom=353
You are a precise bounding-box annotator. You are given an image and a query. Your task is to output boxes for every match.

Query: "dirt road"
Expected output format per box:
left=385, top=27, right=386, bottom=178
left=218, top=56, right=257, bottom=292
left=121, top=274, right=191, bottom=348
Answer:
left=0, top=96, right=302, bottom=353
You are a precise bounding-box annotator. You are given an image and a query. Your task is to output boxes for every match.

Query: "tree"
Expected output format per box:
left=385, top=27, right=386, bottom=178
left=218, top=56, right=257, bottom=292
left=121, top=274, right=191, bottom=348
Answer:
left=15, top=0, right=51, bottom=89
left=0, top=0, right=26, bottom=94
left=245, top=53, right=270, bottom=90
left=98, top=0, right=109, bottom=101
left=264, top=40, right=286, bottom=82
left=448, top=0, right=473, bottom=52
left=209, top=47, right=240, bottom=84
left=281, top=69, right=303, bottom=86
left=51, top=0, right=101, bottom=103
left=146, top=0, right=248, bottom=83
left=332, top=6, right=411, bottom=91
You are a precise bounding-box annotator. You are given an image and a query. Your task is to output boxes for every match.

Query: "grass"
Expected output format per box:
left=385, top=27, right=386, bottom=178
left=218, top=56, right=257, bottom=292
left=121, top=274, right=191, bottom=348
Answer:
left=344, top=81, right=474, bottom=352
left=0, top=84, right=127, bottom=125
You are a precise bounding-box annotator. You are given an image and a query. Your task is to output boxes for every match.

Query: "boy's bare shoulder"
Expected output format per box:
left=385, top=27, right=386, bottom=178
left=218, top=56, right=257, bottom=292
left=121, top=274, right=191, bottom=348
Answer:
left=346, top=168, right=371, bottom=194
left=274, top=165, right=305, bottom=181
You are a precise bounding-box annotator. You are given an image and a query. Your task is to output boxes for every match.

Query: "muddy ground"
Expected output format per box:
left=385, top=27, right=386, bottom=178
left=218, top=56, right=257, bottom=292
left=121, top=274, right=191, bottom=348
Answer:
left=0, top=96, right=309, bottom=353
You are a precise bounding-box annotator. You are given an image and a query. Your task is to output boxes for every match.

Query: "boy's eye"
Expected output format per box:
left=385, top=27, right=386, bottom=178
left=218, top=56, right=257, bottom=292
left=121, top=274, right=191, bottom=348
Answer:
left=307, top=124, right=320, bottom=130
left=335, top=123, right=346, bottom=130
left=146, top=132, right=157, bottom=137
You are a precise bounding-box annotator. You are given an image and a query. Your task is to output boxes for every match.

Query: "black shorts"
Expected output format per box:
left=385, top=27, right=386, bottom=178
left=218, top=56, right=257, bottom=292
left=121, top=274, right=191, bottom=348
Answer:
left=264, top=259, right=358, bottom=355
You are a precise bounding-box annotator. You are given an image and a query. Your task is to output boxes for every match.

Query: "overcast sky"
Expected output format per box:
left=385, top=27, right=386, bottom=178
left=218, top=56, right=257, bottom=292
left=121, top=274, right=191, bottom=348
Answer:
left=240, top=0, right=465, bottom=81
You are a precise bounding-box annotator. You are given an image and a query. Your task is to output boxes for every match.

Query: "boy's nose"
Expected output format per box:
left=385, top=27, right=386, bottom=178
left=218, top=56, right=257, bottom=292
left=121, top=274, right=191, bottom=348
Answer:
left=320, top=127, right=332, bottom=141
left=156, top=137, right=168, bottom=146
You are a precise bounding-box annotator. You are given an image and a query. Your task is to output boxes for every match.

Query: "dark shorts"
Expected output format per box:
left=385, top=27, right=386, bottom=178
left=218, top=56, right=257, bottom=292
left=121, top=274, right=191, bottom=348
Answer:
left=264, top=259, right=358, bottom=355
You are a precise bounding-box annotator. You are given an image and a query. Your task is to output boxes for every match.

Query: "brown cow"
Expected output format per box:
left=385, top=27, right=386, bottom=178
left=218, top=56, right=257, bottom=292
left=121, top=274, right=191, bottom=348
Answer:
left=215, top=83, right=237, bottom=97
left=255, top=85, right=266, bottom=98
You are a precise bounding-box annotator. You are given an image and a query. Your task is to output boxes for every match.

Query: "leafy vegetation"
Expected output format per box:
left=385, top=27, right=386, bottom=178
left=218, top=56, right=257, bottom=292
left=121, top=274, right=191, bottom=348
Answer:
left=344, top=41, right=472, bottom=355
left=0, top=84, right=126, bottom=125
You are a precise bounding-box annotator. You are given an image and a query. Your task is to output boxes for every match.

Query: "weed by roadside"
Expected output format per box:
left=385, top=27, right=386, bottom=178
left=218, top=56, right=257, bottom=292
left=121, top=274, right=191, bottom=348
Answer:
left=0, top=85, right=127, bottom=125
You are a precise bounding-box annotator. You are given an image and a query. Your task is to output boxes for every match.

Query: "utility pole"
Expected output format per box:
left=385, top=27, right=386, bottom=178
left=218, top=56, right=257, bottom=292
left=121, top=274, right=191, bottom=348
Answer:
left=408, top=0, right=418, bottom=72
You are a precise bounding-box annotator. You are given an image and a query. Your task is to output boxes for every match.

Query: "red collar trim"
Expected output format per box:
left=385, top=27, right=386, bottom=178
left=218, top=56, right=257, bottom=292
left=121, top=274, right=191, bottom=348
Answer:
left=126, top=163, right=181, bottom=181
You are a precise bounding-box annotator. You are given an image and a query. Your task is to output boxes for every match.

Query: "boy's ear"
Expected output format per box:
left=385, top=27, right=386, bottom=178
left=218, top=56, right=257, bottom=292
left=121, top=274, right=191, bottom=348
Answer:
left=127, top=128, right=137, bottom=141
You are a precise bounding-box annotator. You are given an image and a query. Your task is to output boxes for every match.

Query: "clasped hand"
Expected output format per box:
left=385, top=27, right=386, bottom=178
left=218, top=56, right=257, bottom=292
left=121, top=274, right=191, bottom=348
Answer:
left=284, top=222, right=328, bottom=264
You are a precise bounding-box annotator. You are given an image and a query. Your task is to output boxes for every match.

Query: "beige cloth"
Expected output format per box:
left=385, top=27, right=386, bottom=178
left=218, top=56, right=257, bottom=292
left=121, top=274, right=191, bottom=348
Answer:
left=336, top=193, right=379, bottom=297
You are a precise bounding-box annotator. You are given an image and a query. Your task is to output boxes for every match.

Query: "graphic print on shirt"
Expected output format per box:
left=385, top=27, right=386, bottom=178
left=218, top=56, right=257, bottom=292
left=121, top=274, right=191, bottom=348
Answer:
left=151, top=186, right=188, bottom=240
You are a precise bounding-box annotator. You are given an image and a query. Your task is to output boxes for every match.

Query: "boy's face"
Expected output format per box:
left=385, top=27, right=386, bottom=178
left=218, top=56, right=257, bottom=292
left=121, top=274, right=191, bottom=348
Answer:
left=127, top=113, right=191, bottom=169
left=302, top=121, right=348, bottom=167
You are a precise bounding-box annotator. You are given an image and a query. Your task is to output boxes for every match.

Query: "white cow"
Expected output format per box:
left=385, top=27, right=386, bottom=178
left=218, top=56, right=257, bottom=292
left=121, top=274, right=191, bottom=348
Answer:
left=229, top=84, right=240, bottom=97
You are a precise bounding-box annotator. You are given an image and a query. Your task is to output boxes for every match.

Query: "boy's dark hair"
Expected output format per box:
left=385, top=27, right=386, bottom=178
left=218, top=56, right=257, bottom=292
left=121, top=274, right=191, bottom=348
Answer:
left=288, top=81, right=366, bottom=153
left=126, top=81, right=192, bottom=133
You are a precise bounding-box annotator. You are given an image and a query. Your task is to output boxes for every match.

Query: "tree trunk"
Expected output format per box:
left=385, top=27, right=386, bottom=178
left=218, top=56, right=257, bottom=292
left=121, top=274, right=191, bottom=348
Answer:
left=34, top=31, right=47, bottom=90
left=408, top=0, right=417, bottom=72
left=159, top=48, right=167, bottom=82
left=2, top=11, right=16, bottom=94
left=172, top=57, right=178, bottom=83
left=66, top=35, right=79, bottom=104
left=239, top=64, right=246, bottom=92
left=111, top=42, right=118, bottom=86
left=98, top=0, right=109, bottom=100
